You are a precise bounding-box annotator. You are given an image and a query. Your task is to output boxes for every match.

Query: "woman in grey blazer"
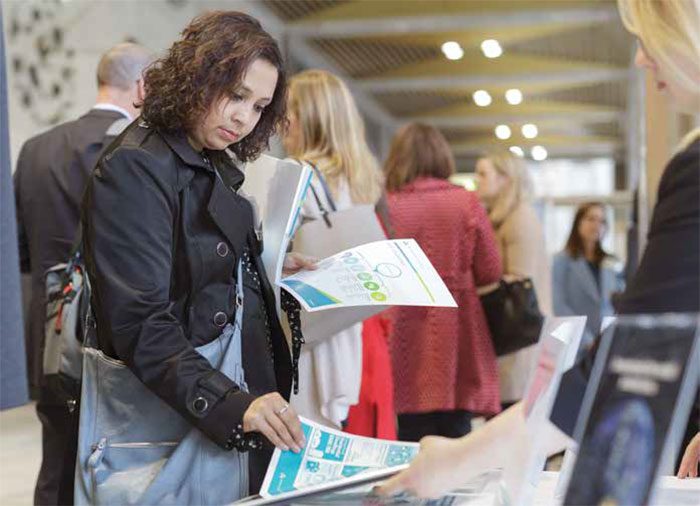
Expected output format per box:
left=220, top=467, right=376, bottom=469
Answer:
left=552, top=202, right=624, bottom=347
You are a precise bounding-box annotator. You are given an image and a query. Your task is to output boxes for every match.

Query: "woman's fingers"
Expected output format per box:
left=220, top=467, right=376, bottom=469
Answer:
left=242, top=393, right=306, bottom=453
left=278, top=404, right=306, bottom=447
left=283, top=253, right=319, bottom=274
left=375, top=473, right=407, bottom=497
left=254, top=417, right=289, bottom=452
left=676, top=432, right=700, bottom=479
left=265, top=408, right=301, bottom=452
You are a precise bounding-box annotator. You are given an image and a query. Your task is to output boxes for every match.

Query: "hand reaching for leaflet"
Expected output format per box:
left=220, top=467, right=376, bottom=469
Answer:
left=677, top=432, right=700, bottom=478
left=376, top=436, right=468, bottom=499
left=243, top=392, right=306, bottom=453
left=282, top=252, right=319, bottom=276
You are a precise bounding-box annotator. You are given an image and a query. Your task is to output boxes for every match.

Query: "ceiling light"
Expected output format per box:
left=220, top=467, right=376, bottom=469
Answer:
left=505, top=89, right=523, bottom=105
left=531, top=145, right=548, bottom=161
left=509, top=146, right=524, bottom=157
left=472, top=90, right=492, bottom=107
left=495, top=125, right=512, bottom=140
left=441, top=41, right=464, bottom=60
left=522, top=123, right=539, bottom=139
left=480, top=39, right=503, bottom=58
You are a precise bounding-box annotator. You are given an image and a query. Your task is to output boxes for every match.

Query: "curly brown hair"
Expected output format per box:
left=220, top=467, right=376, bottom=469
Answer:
left=140, top=11, right=287, bottom=162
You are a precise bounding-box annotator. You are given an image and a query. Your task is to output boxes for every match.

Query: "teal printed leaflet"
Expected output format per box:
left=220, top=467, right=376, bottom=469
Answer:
left=259, top=417, right=419, bottom=498
left=279, top=239, right=457, bottom=312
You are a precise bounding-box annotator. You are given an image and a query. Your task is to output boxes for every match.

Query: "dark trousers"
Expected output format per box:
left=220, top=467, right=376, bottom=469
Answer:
left=34, top=390, right=79, bottom=506
left=397, top=410, right=473, bottom=442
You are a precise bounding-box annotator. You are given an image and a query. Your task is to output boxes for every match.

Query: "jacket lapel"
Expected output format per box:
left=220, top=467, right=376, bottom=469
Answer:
left=572, top=257, right=600, bottom=303
left=599, top=263, right=618, bottom=302
left=207, top=175, right=251, bottom=260
left=157, top=129, right=252, bottom=260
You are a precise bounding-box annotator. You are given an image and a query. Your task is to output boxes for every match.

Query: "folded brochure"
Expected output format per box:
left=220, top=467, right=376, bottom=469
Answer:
left=259, top=417, right=419, bottom=498
left=278, top=239, right=457, bottom=313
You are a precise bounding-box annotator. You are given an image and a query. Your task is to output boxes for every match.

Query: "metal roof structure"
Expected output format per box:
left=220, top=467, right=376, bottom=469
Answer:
left=257, top=0, right=635, bottom=170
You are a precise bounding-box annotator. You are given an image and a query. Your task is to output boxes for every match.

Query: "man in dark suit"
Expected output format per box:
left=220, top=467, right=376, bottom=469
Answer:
left=14, top=42, right=153, bottom=506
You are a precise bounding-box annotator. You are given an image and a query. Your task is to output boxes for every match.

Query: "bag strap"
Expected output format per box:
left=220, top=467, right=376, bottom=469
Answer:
left=307, top=162, right=337, bottom=212
left=280, top=289, right=304, bottom=395
left=294, top=159, right=334, bottom=229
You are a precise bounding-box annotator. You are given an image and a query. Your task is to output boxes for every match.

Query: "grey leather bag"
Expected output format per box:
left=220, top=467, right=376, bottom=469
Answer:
left=74, top=262, right=249, bottom=505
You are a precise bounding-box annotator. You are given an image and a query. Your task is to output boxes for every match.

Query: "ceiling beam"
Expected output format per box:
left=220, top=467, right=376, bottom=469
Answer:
left=450, top=140, right=622, bottom=157
left=242, top=1, right=398, bottom=131
left=287, top=6, right=618, bottom=38
left=408, top=109, right=624, bottom=128
left=359, top=68, right=628, bottom=93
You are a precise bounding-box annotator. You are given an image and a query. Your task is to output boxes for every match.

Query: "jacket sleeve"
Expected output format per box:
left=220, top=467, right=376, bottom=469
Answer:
left=551, top=255, right=577, bottom=316
left=13, top=145, right=30, bottom=273
left=472, top=201, right=503, bottom=287
left=83, top=147, right=255, bottom=449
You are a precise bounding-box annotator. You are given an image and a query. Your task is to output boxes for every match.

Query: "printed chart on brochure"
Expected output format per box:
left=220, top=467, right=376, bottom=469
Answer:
left=260, top=418, right=419, bottom=498
left=279, top=240, right=457, bottom=312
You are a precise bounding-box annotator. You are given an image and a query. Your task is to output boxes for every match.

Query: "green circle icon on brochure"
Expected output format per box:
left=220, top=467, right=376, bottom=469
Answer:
left=371, top=292, right=387, bottom=302
left=344, top=257, right=359, bottom=264
left=357, top=273, right=372, bottom=281
left=363, top=281, right=380, bottom=291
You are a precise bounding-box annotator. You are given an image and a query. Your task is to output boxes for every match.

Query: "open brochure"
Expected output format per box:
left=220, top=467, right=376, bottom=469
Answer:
left=279, top=239, right=457, bottom=313
left=259, top=417, right=419, bottom=499
left=241, top=156, right=457, bottom=342
left=241, top=154, right=313, bottom=313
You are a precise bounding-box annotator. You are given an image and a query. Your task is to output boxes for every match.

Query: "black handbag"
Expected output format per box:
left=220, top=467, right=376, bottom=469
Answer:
left=480, top=277, right=544, bottom=356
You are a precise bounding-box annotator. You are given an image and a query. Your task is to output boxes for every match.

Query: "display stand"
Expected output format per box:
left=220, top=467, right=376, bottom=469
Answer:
left=564, top=313, right=700, bottom=505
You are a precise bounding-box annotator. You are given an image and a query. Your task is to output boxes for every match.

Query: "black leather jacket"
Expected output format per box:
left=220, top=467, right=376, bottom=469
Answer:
left=81, top=120, right=292, bottom=449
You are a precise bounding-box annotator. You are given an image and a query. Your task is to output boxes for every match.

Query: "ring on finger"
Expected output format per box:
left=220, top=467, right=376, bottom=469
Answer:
left=277, top=403, right=290, bottom=416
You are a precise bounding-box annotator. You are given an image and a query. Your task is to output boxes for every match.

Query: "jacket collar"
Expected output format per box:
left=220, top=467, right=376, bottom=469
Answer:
left=157, top=128, right=246, bottom=191
left=394, top=177, right=458, bottom=193
left=158, top=128, right=214, bottom=172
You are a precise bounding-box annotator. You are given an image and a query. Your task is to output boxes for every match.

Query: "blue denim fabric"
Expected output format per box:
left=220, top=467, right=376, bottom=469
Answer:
left=75, top=262, right=248, bottom=505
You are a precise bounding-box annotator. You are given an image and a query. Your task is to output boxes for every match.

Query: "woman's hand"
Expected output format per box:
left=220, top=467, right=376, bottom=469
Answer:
left=282, top=252, right=319, bottom=275
left=376, top=436, right=467, bottom=499
left=243, top=392, right=306, bottom=453
left=677, top=432, right=700, bottom=478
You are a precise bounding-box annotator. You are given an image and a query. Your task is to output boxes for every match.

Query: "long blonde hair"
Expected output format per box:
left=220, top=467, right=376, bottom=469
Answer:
left=617, top=0, right=700, bottom=97
left=286, top=70, right=382, bottom=204
left=481, top=151, right=533, bottom=228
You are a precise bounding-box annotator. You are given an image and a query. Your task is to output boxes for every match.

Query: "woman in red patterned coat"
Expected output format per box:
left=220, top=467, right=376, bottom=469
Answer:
left=384, top=123, right=503, bottom=442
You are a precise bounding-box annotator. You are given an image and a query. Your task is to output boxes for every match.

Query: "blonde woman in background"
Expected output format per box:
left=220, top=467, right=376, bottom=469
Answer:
left=283, top=70, right=392, bottom=433
left=475, top=151, right=551, bottom=408
left=379, top=0, right=700, bottom=497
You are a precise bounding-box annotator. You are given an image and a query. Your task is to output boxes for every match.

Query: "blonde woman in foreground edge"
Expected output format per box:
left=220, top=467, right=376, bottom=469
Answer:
left=378, top=0, right=700, bottom=498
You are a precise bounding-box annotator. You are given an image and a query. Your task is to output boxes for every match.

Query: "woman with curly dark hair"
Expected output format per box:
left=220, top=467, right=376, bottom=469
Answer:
left=75, top=11, right=308, bottom=504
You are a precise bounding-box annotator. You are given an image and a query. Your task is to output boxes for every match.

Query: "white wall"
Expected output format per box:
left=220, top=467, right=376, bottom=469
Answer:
left=3, top=0, right=283, bottom=170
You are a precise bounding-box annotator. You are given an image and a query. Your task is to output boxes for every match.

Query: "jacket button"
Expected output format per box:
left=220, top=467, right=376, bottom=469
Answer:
left=213, top=311, right=227, bottom=327
left=216, top=242, right=229, bottom=257
left=193, top=396, right=208, bottom=413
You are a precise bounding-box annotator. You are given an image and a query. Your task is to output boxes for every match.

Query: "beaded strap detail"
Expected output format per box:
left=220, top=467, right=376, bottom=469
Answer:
left=281, top=289, right=304, bottom=394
